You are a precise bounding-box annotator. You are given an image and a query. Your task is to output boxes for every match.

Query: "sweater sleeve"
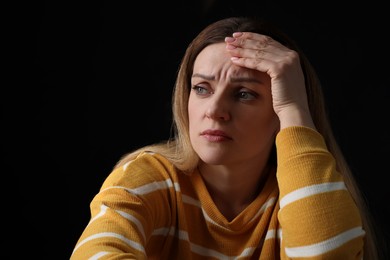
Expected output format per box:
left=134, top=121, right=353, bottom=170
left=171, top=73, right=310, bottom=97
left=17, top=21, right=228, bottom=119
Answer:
left=275, top=126, right=364, bottom=259
left=69, top=152, right=177, bottom=259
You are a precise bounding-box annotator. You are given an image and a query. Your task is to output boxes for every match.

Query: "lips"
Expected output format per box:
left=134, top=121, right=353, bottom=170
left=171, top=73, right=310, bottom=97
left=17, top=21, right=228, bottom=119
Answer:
left=200, top=129, right=232, bottom=142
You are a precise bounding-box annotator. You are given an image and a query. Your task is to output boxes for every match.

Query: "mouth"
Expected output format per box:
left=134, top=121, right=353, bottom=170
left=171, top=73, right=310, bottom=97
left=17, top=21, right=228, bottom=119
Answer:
left=200, top=129, right=232, bottom=142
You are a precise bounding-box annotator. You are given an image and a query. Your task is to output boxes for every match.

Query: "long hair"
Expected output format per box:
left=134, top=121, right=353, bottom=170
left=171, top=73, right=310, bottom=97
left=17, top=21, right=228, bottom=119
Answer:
left=115, top=16, right=383, bottom=259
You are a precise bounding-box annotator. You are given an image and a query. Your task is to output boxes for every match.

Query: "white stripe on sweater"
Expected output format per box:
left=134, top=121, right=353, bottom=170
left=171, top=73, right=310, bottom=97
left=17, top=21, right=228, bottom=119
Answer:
left=280, top=182, right=347, bottom=209
left=72, top=232, right=145, bottom=256
left=100, top=178, right=180, bottom=196
left=285, top=227, right=365, bottom=257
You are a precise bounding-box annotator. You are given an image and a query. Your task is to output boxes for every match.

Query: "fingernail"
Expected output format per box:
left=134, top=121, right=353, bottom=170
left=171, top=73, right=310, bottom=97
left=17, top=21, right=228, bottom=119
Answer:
left=225, top=37, right=235, bottom=43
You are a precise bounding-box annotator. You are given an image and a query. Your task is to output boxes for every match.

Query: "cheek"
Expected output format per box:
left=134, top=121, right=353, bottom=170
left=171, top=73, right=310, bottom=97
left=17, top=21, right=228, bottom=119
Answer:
left=188, top=95, right=196, bottom=122
left=188, top=96, right=200, bottom=133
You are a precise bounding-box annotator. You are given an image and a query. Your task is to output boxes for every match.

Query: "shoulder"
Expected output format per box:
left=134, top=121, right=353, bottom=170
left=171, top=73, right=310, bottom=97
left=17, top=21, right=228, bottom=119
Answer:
left=123, top=151, right=174, bottom=173
left=101, top=151, right=177, bottom=190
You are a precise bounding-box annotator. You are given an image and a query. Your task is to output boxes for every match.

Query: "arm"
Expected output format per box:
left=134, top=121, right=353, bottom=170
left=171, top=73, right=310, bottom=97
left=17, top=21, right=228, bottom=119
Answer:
left=276, top=126, right=364, bottom=259
left=70, top=152, right=175, bottom=259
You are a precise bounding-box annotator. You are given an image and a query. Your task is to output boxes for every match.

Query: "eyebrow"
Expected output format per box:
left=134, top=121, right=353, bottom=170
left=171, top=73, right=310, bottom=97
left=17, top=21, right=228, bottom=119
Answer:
left=192, top=73, right=263, bottom=84
left=192, top=73, right=214, bottom=81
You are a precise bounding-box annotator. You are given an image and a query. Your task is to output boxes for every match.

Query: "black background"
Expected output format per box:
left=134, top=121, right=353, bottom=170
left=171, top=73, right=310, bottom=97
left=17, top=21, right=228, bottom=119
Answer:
left=8, top=1, right=389, bottom=258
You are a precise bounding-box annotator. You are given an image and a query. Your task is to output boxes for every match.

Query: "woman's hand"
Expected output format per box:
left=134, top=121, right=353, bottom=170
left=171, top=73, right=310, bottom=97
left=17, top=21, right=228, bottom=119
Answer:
left=225, top=32, right=315, bottom=129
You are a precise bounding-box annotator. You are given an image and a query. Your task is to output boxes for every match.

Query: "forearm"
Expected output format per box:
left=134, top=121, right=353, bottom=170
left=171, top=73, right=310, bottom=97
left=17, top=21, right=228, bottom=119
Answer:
left=276, top=126, right=364, bottom=259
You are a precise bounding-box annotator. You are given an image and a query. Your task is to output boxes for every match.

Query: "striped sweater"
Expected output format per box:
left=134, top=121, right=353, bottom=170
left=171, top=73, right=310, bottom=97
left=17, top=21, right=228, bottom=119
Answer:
left=70, top=126, right=365, bottom=259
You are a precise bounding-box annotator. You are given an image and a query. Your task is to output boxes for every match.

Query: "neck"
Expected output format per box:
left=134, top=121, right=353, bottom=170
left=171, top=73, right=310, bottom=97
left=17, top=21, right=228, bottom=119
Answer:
left=198, top=159, right=271, bottom=221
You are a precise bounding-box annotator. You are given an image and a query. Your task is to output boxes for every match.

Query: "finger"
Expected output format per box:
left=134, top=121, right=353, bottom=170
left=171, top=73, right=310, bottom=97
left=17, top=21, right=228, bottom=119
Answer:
left=226, top=32, right=268, bottom=48
left=229, top=55, right=275, bottom=74
left=226, top=32, right=289, bottom=58
left=228, top=32, right=287, bottom=51
left=226, top=44, right=273, bottom=61
left=226, top=44, right=290, bottom=74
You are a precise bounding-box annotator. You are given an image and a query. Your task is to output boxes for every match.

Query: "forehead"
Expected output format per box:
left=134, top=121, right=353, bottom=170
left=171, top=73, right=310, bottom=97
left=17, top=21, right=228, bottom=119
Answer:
left=194, top=43, right=230, bottom=70
left=193, top=43, right=266, bottom=80
left=196, top=42, right=230, bottom=60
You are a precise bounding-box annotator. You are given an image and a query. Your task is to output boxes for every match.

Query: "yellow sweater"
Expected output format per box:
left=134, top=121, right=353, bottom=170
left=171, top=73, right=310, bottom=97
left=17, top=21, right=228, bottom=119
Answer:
left=70, top=127, right=364, bottom=259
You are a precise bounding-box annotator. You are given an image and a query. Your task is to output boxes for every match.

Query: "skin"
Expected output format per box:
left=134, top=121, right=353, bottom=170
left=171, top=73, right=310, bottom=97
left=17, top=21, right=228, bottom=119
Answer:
left=188, top=32, right=315, bottom=221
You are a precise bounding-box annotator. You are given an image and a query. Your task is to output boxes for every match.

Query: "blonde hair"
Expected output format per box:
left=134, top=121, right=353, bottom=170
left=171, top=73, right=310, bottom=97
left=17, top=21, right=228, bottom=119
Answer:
left=115, top=16, right=384, bottom=259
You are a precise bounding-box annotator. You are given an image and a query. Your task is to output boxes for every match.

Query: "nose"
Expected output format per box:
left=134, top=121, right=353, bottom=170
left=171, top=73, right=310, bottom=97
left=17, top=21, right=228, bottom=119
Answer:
left=205, top=92, right=231, bottom=121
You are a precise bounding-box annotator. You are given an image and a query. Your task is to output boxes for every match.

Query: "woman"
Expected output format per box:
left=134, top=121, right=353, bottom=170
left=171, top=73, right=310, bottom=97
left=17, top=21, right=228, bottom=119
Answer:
left=71, top=16, right=381, bottom=259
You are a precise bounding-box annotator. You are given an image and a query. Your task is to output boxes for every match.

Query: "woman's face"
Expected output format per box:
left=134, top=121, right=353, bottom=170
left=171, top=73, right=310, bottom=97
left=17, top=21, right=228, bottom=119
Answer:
left=188, top=43, right=279, bottom=166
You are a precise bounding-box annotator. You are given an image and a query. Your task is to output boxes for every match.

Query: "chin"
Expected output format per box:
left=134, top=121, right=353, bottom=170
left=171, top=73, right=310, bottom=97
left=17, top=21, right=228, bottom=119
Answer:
left=197, top=152, right=231, bottom=165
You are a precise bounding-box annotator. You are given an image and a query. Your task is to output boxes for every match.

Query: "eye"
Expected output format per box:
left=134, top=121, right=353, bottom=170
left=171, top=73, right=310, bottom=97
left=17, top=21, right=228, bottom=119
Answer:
left=236, top=90, right=257, bottom=101
left=191, top=85, right=213, bottom=96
